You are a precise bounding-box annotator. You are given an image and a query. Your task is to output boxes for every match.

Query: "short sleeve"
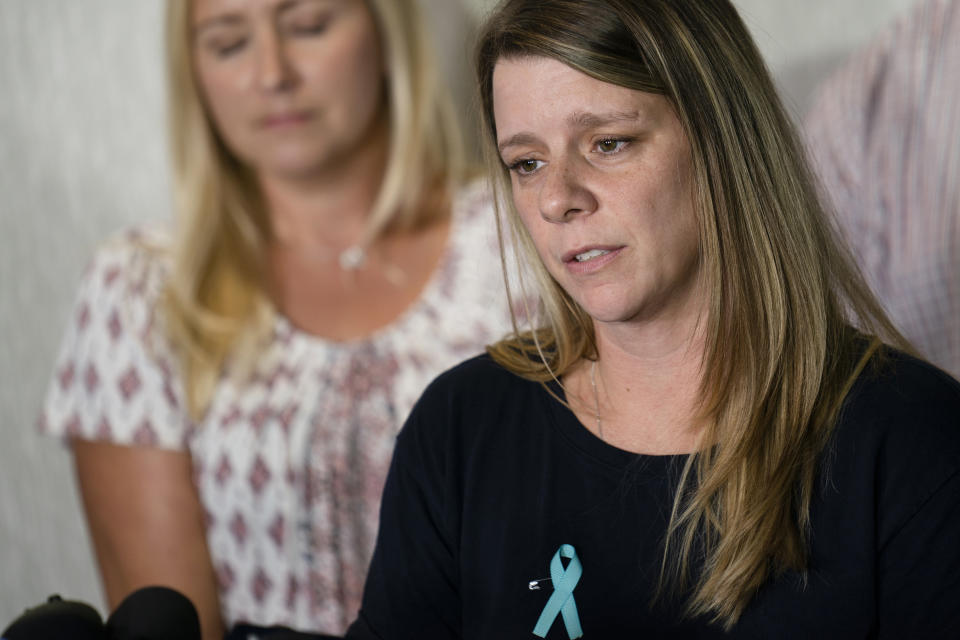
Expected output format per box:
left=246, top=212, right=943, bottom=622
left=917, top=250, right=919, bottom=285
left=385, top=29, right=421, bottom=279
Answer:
left=38, top=228, right=192, bottom=451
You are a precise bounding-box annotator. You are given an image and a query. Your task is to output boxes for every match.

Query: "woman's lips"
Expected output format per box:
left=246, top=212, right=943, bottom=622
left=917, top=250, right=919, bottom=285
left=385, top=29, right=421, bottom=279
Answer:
left=259, top=111, right=312, bottom=128
left=563, top=245, right=624, bottom=274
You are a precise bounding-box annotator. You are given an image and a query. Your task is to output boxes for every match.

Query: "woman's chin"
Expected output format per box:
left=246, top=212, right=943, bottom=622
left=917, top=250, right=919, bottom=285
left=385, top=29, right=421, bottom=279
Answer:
left=251, top=148, right=333, bottom=182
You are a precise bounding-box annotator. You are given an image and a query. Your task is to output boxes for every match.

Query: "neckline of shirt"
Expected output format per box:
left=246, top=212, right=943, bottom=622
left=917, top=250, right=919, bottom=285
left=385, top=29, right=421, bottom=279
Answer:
left=544, top=377, right=690, bottom=471
left=274, top=184, right=481, bottom=353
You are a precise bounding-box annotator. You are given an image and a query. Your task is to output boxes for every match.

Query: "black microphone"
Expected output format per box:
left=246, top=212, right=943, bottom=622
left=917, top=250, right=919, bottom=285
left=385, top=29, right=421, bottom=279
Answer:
left=2, top=586, right=201, bottom=640
left=105, top=586, right=201, bottom=640
left=2, top=594, right=106, bottom=640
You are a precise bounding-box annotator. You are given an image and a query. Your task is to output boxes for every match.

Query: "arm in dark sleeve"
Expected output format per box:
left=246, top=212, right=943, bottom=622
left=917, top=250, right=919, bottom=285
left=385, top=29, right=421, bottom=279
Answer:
left=877, top=469, right=960, bottom=639
left=345, top=400, right=462, bottom=640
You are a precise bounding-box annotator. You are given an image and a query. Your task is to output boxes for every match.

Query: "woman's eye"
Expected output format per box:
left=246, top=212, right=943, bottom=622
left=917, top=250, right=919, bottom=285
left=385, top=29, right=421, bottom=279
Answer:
left=597, top=138, right=625, bottom=153
left=212, top=39, right=247, bottom=58
left=284, top=12, right=331, bottom=36
left=509, top=158, right=544, bottom=175
left=290, top=21, right=328, bottom=35
left=304, top=20, right=330, bottom=34
left=595, top=138, right=628, bottom=153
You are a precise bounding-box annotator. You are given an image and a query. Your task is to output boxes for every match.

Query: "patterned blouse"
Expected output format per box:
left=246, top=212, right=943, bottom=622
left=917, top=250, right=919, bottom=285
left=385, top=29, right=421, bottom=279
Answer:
left=39, top=182, right=517, bottom=633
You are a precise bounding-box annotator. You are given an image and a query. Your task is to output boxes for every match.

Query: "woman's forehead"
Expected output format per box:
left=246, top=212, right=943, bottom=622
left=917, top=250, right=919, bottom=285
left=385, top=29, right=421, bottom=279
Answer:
left=191, top=0, right=340, bottom=22
left=492, top=56, right=668, bottom=134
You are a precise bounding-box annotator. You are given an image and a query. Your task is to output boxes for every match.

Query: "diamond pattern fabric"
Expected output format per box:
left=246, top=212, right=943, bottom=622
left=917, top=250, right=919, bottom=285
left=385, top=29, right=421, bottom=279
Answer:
left=40, top=182, right=515, bottom=633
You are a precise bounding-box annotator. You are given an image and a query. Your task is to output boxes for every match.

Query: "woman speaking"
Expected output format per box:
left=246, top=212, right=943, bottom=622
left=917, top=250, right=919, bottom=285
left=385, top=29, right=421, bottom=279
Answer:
left=344, top=0, right=960, bottom=637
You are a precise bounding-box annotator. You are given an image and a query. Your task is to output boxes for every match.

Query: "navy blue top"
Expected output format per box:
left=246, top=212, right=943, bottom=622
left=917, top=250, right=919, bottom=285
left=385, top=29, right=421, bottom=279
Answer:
left=346, top=349, right=960, bottom=639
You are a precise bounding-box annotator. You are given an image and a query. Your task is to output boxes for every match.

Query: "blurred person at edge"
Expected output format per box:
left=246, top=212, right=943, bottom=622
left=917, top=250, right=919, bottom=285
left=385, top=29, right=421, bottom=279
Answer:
left=38, top=0, right=515, bottom=638
left=805, top=0, right=960, bottom=380
left=337, top=0, right=960, bottom=637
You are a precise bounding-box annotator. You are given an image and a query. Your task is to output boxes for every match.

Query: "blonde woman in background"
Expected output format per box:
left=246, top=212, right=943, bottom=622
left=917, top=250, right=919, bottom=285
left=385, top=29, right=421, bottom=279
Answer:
left=39, top=0, right=513, bottom=638
left=343, top=0, right=960, bottom=637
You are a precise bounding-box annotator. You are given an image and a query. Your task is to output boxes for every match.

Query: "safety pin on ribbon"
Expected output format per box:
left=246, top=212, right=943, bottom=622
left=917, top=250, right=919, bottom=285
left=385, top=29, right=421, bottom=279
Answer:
left=532, top=544, right=583, bottom=639
left=528, top=577, right=551, bottom=590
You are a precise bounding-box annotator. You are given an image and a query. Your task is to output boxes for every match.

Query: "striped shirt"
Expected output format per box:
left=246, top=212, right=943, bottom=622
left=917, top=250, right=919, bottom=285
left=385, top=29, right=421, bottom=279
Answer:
left=804, top=0, right=960, bottom=379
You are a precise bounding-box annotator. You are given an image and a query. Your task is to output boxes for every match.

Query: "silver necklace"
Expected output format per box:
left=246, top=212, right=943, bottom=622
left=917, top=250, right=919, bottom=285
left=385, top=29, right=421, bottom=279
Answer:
left=589, top=359, right=604, bottom=441
left=338, top=245, right=366, bottom=271
left=336, top=244, right=405, bottom=286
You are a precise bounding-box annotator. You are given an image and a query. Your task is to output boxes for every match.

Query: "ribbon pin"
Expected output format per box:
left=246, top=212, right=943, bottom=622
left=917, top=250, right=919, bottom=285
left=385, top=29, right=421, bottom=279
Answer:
left=532, top=544, right=583, bottom=639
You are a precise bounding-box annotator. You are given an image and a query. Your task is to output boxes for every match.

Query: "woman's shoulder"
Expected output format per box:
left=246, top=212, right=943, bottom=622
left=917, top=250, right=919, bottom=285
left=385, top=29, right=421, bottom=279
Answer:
left=80, top=223, right=173, bottom=303
left=844, top=346, right=960, bottom=430
left=451, top=175, right=496, bottom=216
left=445, top=175, right=527, bottom=296
left=62, top=223, right=176, bottom=346
left=393, top=354, right=551, bottom=486
left=834, top=345, right=960, bottom=515
left=419, top=353, right=533, bottom=407
left=400, top=354, right=539, bottom=438
left=418, top=178, right=516, bottom=330
left=448, top=177, right=499, bottom=246
left=94, top=223, right=172, bottom=265
left=40, top=223, right=188, bottom=449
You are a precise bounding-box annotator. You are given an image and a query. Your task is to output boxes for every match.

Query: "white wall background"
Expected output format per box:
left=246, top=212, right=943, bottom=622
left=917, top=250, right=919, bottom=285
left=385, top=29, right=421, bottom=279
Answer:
left=0, top=0, right=917, bottom=626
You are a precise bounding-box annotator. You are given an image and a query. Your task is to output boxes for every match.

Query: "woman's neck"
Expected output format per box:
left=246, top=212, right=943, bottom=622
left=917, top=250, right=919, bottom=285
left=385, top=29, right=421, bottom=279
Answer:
left=255, top=112, right=456, bottom=341
left=575, top=306, right=710, bottom=455
left=260, top=114, right=390, bottom=251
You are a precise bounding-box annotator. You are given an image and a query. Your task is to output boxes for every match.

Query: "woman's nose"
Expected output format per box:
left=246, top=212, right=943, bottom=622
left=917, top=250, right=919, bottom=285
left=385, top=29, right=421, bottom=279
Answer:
left=537, top=159, right=598, bottom=223
left=255, top=29, right=296, bottom=92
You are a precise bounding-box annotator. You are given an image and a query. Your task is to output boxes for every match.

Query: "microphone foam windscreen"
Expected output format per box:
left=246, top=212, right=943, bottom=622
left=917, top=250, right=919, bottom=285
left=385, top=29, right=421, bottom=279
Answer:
left=1, top=595, right=106, bottom=640
left=105, top=586, right=201, bottom=640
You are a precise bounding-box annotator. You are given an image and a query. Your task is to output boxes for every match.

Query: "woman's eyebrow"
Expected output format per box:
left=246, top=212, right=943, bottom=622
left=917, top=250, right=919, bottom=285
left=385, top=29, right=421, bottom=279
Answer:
left=193, top=14, right=245, bottom=37
left=193, top=0, right=328, bottom=36
left=276, top=0, right=328, bottom=15
left=497, top=110, right=642, bottom=154
left=497, top=132, right=540, bottom=155
left=567, top=110, right=640, bottom=129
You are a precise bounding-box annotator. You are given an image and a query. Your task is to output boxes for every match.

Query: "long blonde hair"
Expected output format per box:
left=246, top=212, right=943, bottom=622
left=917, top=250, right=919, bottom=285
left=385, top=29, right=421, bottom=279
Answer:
left=162, top=0, right=465, bottom=418
left=477, top=0, right=909, bottom=627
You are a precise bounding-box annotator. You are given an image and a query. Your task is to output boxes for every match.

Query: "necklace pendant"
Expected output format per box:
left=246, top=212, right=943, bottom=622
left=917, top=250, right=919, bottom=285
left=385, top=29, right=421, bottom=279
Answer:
left=339, top=245, right=366, bottom=271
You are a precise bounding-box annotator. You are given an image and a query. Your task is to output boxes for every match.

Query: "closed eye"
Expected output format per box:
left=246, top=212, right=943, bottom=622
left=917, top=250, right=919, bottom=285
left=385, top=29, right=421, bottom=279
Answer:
left=285, top=16, right=331, bottom=36
left=291, top=21, right=329, bottom=35
left=281, top=3, right=334, bottom=37
left=213, top=38, right=248, bottom=58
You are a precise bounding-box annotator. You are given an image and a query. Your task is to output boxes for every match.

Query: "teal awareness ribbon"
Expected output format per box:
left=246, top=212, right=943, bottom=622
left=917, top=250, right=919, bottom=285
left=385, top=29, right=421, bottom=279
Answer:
left=532, top=544, right=584, bottom=638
